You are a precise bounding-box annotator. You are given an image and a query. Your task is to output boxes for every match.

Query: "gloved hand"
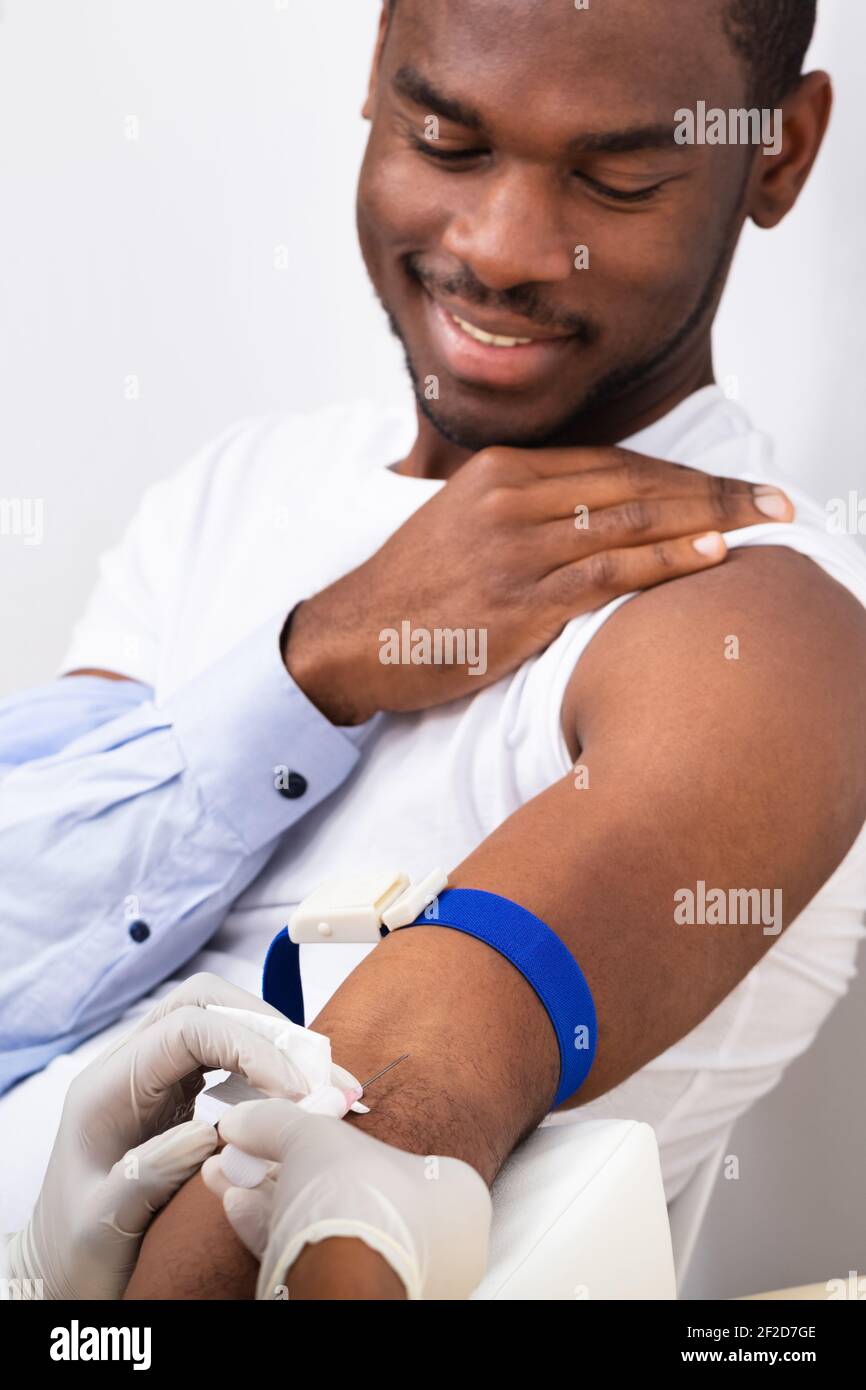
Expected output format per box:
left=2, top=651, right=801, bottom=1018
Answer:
left=4, top=973, right=310, bottom=1300
left=202, top=1098, right=492, bottom=1300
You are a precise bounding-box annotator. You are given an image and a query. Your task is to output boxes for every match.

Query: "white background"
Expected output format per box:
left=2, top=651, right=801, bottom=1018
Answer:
left=0, top=1, right=863, bottom=1297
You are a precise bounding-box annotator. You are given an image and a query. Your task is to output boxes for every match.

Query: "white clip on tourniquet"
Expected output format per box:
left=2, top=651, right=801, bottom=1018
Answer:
left=288, top=867, right=448, bottom=944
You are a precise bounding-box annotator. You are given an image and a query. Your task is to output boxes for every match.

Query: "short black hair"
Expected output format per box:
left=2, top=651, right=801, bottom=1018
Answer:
left=724, top=0, right=818, bottom=104
left=384, top=1, right=817, bottom=107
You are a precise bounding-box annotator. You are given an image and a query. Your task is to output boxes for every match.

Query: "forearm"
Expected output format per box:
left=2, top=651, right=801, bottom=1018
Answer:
left=311, top=915, right=558, bottom=1188
left=124, top=908, right=556, bottom=1302
left=125, top=1168, right=405, bottom=1301
left=125, top=1170, right=259, bottom=1301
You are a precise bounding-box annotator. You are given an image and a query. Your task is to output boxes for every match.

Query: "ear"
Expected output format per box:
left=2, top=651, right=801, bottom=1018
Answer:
left=362, top=3, right=392, bottom=121
left=747, top=71, right=833, bottom=229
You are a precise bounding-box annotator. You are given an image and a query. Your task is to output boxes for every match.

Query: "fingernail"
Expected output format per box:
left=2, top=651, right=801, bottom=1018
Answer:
left=693, top=532, right=726, bottom=558
left=753, top=487, right=791, bottom=520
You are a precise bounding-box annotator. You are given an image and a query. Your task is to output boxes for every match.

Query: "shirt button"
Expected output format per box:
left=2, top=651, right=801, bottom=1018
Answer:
left=278, top=771, right=308, bottom=800
left=129, top=920, right=151, bottom=943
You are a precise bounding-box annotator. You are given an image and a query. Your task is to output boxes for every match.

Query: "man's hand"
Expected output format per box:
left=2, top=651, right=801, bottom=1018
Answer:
left=284, top=445, right=792, bottom=723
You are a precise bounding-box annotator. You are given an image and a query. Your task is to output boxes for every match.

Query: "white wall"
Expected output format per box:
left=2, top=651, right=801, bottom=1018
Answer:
left=714, top=0, right=866, bottom=512
left=0, top=0, right=409, bottom=691
left=1, top=0, right=863, bottom=1297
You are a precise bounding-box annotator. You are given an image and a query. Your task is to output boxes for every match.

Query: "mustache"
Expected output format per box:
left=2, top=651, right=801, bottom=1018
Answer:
left=408, top=254, right=599, bottom=346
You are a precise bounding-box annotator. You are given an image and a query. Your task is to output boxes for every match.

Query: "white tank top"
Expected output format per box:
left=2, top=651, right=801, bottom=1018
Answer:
left=71, top=386, right=866, bottom=1201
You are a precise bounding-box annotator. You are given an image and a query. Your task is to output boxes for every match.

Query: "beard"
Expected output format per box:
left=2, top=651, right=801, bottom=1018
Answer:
left=383, top=228, right=736, bottom=453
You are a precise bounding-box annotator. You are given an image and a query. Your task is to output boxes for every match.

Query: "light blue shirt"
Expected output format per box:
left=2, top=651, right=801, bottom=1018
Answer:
left=0, top=618, right=367, bottom=1093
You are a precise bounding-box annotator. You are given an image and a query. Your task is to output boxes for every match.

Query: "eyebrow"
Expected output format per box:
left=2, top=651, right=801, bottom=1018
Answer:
left=394, top=65, right=483, bottom=131
left=393, top=65, right=684, bottom=154
left=567, top=126, right=683, bottom=154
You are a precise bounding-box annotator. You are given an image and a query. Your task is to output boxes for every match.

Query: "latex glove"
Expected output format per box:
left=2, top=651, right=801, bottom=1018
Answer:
left=204, top=1006, right=367, bottom=1111
left=4, top=973, right=309, bottom=1300
left=202, top=1098, right=492, bottom=1300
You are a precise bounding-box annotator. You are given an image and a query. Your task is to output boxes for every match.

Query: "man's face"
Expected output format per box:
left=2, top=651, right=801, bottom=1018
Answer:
left=357, top=0, right=753, bottom=451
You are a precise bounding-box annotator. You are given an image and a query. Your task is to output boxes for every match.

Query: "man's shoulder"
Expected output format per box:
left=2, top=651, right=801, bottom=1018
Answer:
left=623, top=541, right=866, bottom=640
left=565, top=542, right=866, bottom=773
left=561, top=541, right=866, bottom=895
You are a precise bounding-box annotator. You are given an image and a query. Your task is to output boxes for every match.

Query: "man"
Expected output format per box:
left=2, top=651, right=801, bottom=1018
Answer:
left=3, top=0, right=866, bottom=1300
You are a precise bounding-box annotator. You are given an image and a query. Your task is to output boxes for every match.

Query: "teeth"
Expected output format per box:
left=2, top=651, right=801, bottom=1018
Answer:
left=451, top=313, right=534, bottom=348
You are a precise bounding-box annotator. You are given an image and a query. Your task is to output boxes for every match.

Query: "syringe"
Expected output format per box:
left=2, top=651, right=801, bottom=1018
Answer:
left=220, top=1052, right=410, bottom=1188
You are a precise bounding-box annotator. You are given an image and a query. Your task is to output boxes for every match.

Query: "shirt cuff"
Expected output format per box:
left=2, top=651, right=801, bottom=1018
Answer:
left=167, top=616, right=367, bottom=853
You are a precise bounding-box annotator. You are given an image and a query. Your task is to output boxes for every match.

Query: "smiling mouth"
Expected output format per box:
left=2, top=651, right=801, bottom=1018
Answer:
left=445, top=304, right=576, bottom=350
left=421, top=290, right=579, bottom=390
left=449, top=312, right=536, bottom=349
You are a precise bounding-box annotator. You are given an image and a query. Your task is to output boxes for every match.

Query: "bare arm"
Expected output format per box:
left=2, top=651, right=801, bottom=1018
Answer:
left=128, top=544, right=866, bottom=1296
left=126, top=1159, right=405, bottom=1300
left=318, top=547, right=866, bottom=1161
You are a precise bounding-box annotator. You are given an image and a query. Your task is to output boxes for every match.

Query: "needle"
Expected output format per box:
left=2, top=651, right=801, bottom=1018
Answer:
left=360, top=1053, right=410, bottom=1091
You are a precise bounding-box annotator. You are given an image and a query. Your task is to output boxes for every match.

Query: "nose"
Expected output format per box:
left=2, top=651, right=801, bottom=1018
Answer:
left=440, top=165, right=575, bottom=292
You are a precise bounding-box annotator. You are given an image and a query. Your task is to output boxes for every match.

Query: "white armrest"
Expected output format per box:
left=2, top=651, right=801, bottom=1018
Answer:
left=472, top=1119, right=676, bottom=1300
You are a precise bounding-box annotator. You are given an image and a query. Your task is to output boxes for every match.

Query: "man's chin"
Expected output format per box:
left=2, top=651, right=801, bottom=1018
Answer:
left=414, top=384, right=595, bottom=454
left=390, top=308, right=599, bottom=451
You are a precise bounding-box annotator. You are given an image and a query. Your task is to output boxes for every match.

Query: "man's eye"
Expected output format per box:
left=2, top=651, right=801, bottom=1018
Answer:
left=576, top=173, right=663, bottom=203
left=409, top=136, right=486, bottom=164
left=408, top=136, right=662, bottom=201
